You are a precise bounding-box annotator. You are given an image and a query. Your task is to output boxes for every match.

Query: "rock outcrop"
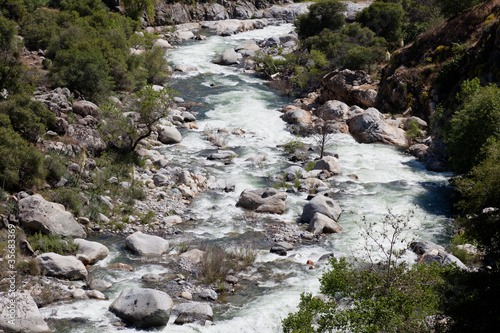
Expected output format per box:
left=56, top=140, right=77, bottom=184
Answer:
left=109, top=288, right=173, bottom=328
left=18, top=194, right=86, bottom=238
left=321, top=69, right=378, bottom=108
left=67, top=124, right=106, bottom=155
left=307, top=212, right=343, bottom=235
left=410, top=240, right=468, bottom=270
left=236, top=187, right=287, bottom=214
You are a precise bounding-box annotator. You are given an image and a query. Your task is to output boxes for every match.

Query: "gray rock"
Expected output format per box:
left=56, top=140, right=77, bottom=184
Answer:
left=0, top=292, right=51, bottom=333
left=235, top=39, right=260, bottom=57
left=315, top=100, right=349, bottom=121
left=158, top=126, right=182, bottom=144
left=74, top=239, right=109, bottom=265
left=36, top=252, right=88, bottom=280
left=86, top=290, right=108, bottom=300
left=173, top=302, right=213, bottom=326
left=283, top=106, right=312, bottom=124
left=153, top=173, right=170, bottom=187
left=89, top=278, right=112, bottom=291
left=212, top=49, right=242, bottom=65
left=152, top=38, right=173, bottom=50
left=125, top=231, right=169, bottom=256
left=236, top=188, right=287, bottom=214
left=207, top=150, right=237, bottom=160
left=72, top=100, right=98, bottom=117
left=18, top=194, right=86, bottom=238
left=270, top=246, right=287, bottom=256
left=312, top=156, right=342, bottom=175
left=410, top=240, right=468, bottom=270
left=300, top=194, right=342, bottom=224
left=347, top=108, right=409, bottom=147
left=174, top=63, right=197, bottom=73
left=307, top=212, right=343, bottom=235
left=198, top=289, right=218, bottom=301
left=109, top=288, right=173, bottom=329
left=182, top=111, right=196, bottom=122
left=276, top=241, right=294, bottom=251
left=67, top=124, right=106, bottom=155
left=179, top=249, right=205, bottom=264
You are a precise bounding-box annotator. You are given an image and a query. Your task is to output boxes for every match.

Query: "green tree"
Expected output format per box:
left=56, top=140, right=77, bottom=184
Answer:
left=0, top=94, right=55, bottom=142
left=123, top=0, right=155, bottom=21
left=144, top=47, right=171, bottom=85
left=295, top=0, right=346, bottom=39
left=0, top=15, right=17, bottom=51
left=435, top=0, right=485, bottom=18
left=446, top=81, right=500, bottom=174
left=343, top=45, right=378, bottom=71
left=0, top=116, right=45, bottom=191
left=100, top=85, right=174, bottom=153
left=356, top=1, right=405, bottom=44
left=50, top=47, right=114, bottom=100
left=283, top=211, right=453, bottom=333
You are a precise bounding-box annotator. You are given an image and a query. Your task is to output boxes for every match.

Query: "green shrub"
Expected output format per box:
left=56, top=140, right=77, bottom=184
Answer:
left=295, top=0, right=346, bottom=39
left=446, top=82, right=500, bottom=174
left=0, top=16, right=18, bottom=51
left=0, top=94, right=55, bottom=142
left=282, top=137, right=305, bottom=154
left=0, top=124, right=45, bottom=191
left=356, top=1, right=405, bottom=44
left=47, top=187, right=84, bottom=215
left=343, top=45, right=378, bottom=71
left=28, top=232, right=79, bottom=255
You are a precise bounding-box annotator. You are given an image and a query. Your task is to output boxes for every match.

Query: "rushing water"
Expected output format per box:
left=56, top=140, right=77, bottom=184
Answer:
left=40, top=24, right=453, bottom=332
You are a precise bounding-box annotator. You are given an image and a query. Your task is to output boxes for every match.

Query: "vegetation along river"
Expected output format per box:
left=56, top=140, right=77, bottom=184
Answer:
left=39, top=23, right=453, bottom=332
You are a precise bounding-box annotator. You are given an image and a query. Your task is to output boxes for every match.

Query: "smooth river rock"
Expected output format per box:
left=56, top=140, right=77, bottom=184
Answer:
left=125, top=231, right=170, bottom=256
left=236, top=187, right=287, bottom=214
left=36, top=252, right=88, bottom=280
left=312, top=156, right=342, bottom=175
left=74, top=238, right=109, bottom=265
left=173, top=302, right=214, bottom=326
left=157, top=125, right=182, bottom=144
left=18, top=194, right=86, bottom=238
left=109, top=288, right=173, bottom=329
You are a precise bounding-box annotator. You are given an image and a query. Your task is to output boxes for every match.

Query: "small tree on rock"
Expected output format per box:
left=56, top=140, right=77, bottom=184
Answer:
left=100, top=85, right=174, bottom=154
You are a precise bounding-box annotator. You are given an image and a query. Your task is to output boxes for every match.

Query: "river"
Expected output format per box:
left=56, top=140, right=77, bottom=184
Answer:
left=40, top=23, right=453, bottom=332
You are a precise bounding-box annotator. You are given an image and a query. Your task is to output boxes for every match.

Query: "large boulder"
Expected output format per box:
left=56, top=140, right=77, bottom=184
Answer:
left=36, top=252, right=88, bottom=280
left=152, top=38, right=173, bottom=50
left=282, top=106, right=312, bottom=124
left=235, top=39, right=260, bottom=57
left=173, top=302, right=214, bottom=326
left=157, top=125, right=182, bottom=144
left=236, top=188, right=287, bottom=214
left=0, top=292, right=51, bottom=333
left=301, top=194, right=342, bottom=224
left=410, top=241, right=468, bottom=270
left=312, top=156, right=342, bottom=175
left=109, top=288, right=173, bottom=329
left=212, top=48, right=242, bottom=65
left=347, top=108, right=409, bottom=147
left=72, top=100, right=98, bottom=117
left=74, top=239, right=109, bottom=265
left=125, top=231, right=170, bottom=256
left=204, top=3, right=229, bottom=20
left=307, top=212, right=343, bottom=235
left=18, top=194, right=86, bottom=238
left=67, top=124, right=106, bottom=155
left=315, top=100, right=349, bottom=121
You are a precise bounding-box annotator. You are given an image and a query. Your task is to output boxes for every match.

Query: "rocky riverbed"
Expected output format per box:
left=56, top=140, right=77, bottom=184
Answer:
left=0, top=3, right=464, bottom=333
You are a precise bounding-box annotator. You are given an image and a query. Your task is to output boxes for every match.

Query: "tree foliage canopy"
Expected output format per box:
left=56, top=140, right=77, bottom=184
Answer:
left=295, top=0, right=346, bottom=39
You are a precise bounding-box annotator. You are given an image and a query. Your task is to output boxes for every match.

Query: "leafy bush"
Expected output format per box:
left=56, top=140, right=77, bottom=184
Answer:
left=356, top=1, right=405, bottom=44
left=0, top=94, right=55, bottom=142
left=0, top=122, right=45, bottom=191
left=435, top=0, right=485, bottom=18
left=282, top=137, right=305, bottom=154
left=343, top=45, right=378, bottom=71
left=446, top=82, right=500, bottom=174
left=0, top=15, right=18, bottom=51
left=295, top=0, right=346, bottom=39
left=47, top=187, right=84, bottom=215
left=28, top=232, right=79, bottom=255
